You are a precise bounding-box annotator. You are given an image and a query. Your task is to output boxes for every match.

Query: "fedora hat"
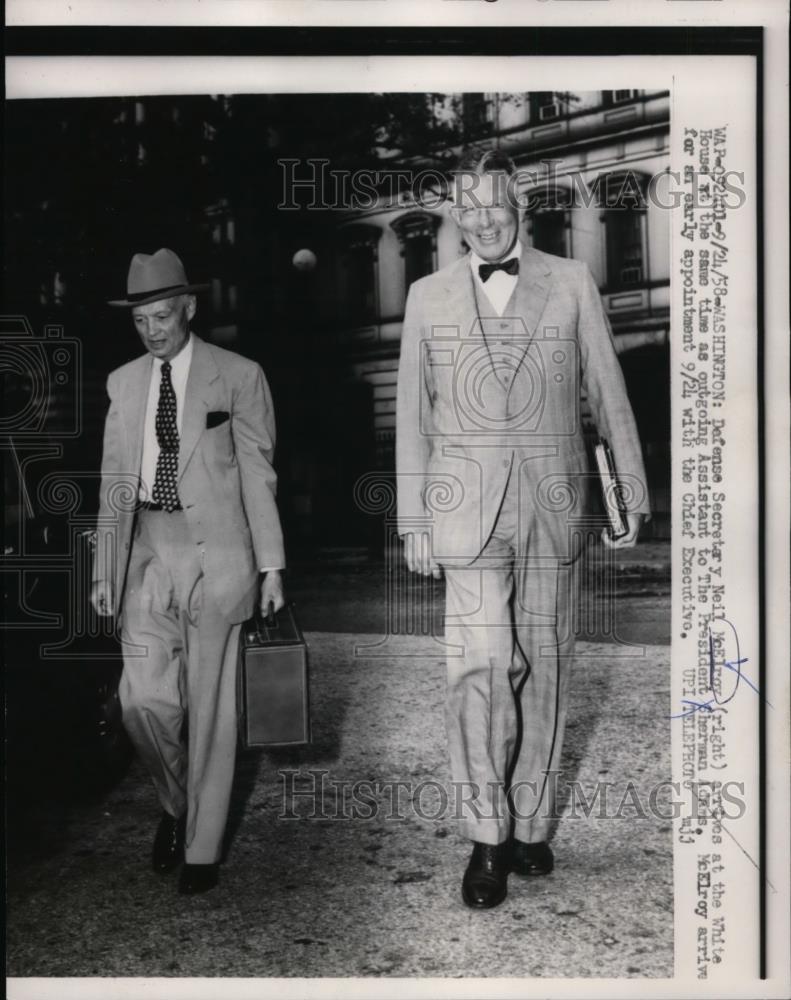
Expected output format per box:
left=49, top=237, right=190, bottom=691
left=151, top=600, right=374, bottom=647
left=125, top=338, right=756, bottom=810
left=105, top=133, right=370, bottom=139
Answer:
left=108, top=248, right=210, bottom=307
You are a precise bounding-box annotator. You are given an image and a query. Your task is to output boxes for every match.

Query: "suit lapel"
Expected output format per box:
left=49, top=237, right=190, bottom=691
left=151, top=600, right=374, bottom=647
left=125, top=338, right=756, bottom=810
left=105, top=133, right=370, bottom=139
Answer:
left=506, top=249, right=553, bottom=396
left=123, top=354, right=153, bottom=481
left=441, top=250, right=552, bottom=338
left=441, top=257, right=483, bottom=339
left=178, top=336, right=219, bottom=481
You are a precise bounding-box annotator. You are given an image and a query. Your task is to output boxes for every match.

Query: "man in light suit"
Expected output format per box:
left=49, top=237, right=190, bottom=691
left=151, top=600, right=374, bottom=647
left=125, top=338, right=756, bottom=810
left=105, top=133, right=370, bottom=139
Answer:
left=91, top=248, right=285, bottom=894
left=396, top=150, right=649, bottom=908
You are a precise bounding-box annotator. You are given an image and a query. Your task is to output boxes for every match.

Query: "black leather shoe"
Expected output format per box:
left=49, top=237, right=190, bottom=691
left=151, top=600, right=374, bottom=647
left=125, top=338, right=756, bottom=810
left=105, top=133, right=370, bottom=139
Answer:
left=461, top=841, right=509, bottom=909
left=178, top=863, right=219, bottom=895
left=511, top=839, right=554, bottom=877
left=152, top=811, right=186, bottom=873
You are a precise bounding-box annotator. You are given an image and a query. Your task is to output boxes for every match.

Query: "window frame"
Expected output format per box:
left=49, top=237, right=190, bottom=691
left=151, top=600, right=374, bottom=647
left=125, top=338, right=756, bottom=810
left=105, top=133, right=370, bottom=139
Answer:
left=595, top=170, right=650, bottom=293
left=390, top=211, right=440, bottom=298
left=338, top=223, right=381, bottom=328
left=524, top=182, right=574, bottom=258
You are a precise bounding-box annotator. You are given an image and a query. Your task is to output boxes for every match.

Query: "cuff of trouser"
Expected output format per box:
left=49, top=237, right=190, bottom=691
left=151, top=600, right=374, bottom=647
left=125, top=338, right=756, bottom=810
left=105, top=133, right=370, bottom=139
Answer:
left=460, top=818, right=511, bottom=846
left=513, top=823, right=550, bottom=844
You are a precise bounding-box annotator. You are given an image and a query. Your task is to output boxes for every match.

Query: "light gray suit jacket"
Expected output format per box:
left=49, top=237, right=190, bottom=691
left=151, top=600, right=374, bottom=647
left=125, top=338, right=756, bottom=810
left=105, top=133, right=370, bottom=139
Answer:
left=93, top=335, right=285, bottom=623
left=396, top=248, right=650, bottom=563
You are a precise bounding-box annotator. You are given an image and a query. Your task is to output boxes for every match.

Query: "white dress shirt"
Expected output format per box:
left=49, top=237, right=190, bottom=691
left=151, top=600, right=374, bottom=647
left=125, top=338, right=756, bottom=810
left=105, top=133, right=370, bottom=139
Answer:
left=139, top=334, right=194, bottom=502
left=469, top=239, right=523, bottom=317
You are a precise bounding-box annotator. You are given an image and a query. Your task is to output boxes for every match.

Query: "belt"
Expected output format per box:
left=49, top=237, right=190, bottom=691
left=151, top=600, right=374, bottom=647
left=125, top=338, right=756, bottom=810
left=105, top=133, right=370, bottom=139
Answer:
left=138, top=501, right=182, bottom=512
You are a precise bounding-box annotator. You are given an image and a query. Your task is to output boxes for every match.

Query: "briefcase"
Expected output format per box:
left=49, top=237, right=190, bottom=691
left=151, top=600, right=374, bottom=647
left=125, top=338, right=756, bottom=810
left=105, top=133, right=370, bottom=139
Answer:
left=237, top=603, right=311, bottom=748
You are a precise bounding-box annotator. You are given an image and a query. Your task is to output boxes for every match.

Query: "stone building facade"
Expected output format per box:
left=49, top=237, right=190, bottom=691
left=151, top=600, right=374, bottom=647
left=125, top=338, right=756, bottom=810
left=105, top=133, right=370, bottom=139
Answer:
left=330, top=90, right=671, bottom=537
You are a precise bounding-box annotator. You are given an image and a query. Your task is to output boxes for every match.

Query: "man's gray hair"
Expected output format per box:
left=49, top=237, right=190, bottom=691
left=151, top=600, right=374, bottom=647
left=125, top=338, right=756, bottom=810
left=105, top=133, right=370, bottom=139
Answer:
left=453, top=147, right=517, bottom=177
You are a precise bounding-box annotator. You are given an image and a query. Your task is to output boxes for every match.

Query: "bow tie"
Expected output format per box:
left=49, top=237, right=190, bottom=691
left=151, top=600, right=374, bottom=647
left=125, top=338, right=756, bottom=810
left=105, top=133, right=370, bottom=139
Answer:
left=478, top=257, right=519, bottom=282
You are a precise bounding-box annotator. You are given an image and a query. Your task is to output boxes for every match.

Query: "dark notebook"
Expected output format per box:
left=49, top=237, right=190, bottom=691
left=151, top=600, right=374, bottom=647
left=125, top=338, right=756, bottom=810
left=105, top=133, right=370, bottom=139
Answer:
left=594, top=437, right=630, bottom=540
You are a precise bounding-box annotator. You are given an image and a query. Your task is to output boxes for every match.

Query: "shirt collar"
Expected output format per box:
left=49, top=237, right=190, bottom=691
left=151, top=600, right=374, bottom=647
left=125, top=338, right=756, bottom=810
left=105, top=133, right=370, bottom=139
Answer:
left=469, top=239, right=523, bottom=277
left=152, top=333, right=193, bottom=376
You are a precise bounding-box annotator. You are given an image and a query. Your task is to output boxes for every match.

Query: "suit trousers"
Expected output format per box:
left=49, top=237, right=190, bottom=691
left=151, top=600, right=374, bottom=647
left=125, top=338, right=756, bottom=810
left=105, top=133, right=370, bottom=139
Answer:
left=119, top=510, right=241, bottom=864
left=442, top=467, right=578, bottom=846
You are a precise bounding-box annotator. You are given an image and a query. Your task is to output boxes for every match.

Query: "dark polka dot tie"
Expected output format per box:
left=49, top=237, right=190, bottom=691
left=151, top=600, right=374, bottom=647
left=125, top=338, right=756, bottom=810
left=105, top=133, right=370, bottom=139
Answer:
left=151, top=361, right=182, bottom=511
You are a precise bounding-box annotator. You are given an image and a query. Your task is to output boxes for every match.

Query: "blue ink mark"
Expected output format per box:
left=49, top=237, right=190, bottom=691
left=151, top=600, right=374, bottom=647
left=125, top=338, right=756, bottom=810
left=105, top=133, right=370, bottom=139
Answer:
left=722, top=658, right=764, bottom=699
left=669, top=698, right=718, bottom=720
left=669, top=617, right=766, bottom=718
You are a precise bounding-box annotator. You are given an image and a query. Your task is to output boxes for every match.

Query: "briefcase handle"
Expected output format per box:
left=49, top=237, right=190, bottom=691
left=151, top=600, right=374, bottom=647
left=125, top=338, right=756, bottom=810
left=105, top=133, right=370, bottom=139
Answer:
left=246, top=601, right=299, bottom=643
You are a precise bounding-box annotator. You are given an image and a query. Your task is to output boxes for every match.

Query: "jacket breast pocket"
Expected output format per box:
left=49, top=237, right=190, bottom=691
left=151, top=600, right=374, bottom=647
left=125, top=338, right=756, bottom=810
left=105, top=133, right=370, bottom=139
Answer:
left=204, top=416, right=236, bottom=464
left=206, top=410, right=230, bottom=429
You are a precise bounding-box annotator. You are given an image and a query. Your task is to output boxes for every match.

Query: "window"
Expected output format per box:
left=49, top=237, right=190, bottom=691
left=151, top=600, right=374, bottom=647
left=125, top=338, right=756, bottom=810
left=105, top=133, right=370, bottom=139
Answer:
left=206, top=200, right=235, bottom=247
left=390, top=212, right=440, bottom=294
left=605, top=210, right=644, bottom=287
left=404, top=234, right=433, bottom=289
left=462, top=94, right=491, bottom=136
left=529, top=92, right=559, bottom=124
left=525, top=184, right=573, bottom=258
left=531, top=210, right=569, bottom=258
left=346, top=246, right=377, bottom=325
left=340, top=225, right=380, bottom=326
left=597, top=171, right=649, bottom=290
left=602, top=89, right=637, bottom=108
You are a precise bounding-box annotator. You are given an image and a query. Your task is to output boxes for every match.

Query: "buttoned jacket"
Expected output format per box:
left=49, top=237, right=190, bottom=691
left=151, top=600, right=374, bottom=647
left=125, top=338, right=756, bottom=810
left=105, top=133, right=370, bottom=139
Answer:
left=93, top=335, right=284, bottom=622
left=396, top=249, right=650, bottom=562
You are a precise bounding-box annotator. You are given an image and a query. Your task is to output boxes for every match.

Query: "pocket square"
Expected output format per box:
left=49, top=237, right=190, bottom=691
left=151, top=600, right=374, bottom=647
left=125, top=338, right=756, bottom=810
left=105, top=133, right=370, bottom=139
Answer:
left=206, top=410, right=230, bottom=428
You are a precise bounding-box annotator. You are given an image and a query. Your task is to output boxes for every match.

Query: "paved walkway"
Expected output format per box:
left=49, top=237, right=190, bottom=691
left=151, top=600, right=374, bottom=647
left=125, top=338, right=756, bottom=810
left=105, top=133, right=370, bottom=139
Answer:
left=309, top=539, right=671, bottom=578
left=8, top=631, right=672, bottom=981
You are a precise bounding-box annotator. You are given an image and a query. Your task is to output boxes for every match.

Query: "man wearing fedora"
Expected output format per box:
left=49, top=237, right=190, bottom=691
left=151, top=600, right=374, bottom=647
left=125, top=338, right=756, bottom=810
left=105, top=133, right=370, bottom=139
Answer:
left=91, top=248, right=285, bottom=894
left=396, top=150, right=649, bottom=909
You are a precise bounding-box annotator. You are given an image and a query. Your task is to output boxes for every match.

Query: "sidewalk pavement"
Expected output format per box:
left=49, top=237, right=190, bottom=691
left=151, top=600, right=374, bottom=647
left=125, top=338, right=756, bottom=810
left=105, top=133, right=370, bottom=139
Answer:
left=7, top=631, right=672, bottom=980
left=299, top=539, right=671, bottom=581
left=586, top=539, right=671, bottom=578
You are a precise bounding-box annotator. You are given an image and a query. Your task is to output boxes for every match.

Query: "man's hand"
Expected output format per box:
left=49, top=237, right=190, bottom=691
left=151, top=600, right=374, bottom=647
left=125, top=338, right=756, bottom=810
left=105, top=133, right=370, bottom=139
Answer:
left=91, top=580, right=114, bottom=618
left=602, top=512, right=645, bottom=550
left=260, top=570, right=285, bottom=617
left=402, top=530, right=442, bottom=579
